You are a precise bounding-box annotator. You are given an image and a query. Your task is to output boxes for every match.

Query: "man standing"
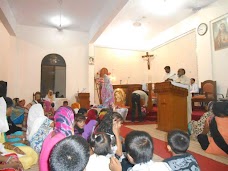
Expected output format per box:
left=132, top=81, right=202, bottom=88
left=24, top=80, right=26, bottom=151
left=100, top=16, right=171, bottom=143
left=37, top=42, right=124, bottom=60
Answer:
left=190, top=78, right=199, bottom=94
left=175, top=68, right=192, bottom=122
left=131, top=87, right=148, bottom=122
left=163, top=66, right=176, bottom=81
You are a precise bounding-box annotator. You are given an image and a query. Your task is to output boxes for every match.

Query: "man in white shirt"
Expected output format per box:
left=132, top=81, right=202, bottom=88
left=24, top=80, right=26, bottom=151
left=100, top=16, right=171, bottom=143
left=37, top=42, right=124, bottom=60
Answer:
left=163, top=66, right=176, bottom=82
left=190, top=78, right=199, bottom=94
left=175, top=68, right=192, bottom=122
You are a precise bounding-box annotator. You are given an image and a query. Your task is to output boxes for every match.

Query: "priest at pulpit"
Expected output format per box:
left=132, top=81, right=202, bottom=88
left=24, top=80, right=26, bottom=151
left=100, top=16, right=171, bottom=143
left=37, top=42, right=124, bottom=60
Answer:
left=175, top=68, right=192, bottom=122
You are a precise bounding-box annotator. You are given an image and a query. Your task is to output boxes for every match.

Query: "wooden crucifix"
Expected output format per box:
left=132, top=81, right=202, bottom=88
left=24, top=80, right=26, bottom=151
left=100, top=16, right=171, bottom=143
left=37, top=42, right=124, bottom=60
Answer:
left=142, top=52, right=153, bottom=70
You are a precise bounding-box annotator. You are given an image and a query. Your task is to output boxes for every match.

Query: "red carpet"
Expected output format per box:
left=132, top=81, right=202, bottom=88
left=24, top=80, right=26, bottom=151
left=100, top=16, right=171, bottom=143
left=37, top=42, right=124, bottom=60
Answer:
left=126, top=106, right=206, bottom=122
left=123, top=120, right=157, bottom=125
left=120, top=126, right=228, bottom=171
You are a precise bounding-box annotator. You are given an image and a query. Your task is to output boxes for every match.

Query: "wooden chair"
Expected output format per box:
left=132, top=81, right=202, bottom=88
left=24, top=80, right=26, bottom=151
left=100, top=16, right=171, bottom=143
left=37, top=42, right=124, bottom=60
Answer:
left=192, top=80, right=217, bottom=108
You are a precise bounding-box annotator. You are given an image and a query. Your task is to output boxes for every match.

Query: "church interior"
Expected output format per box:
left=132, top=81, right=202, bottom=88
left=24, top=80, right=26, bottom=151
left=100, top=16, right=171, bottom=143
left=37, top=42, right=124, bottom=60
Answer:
left=0, top=0, right=228, bottom=170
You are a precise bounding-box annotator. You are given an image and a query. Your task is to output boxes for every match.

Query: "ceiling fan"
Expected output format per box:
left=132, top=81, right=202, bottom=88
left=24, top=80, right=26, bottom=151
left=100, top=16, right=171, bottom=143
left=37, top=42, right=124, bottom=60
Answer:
left=187, top=0, right=217, bottom=12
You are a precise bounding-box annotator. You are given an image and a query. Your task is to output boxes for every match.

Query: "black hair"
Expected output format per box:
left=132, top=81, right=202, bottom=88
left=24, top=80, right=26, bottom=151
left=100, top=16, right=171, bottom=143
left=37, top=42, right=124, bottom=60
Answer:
left=191, top=78, right=195, bottom=82
left=167, top=129, right=190, bottom=154
left=125, top=131, right=153, bottom=164
left=75, top=114, right=86, bottom=122
left=89, top=133, right=111, bottom=156
left=78, top=108, right=87, bottom=115
left=63, top=101, right=68, bottom=104
left=180, top=68, right=185, bottom=74
left=96, top=111, right=123, bottom=135
left=164, top=66, right=170, bottom=70
left=4, top=97, right=13, bottom=108
left=212, top=101, right=228, bottom=117
left=49, top=135, right=90, bottom=171
left=51, top=102, right=55, bottom=108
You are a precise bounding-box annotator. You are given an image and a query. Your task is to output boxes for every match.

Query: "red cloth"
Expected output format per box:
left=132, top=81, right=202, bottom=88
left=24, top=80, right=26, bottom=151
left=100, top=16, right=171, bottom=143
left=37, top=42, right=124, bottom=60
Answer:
left=85, top=109, right=97, bottom=124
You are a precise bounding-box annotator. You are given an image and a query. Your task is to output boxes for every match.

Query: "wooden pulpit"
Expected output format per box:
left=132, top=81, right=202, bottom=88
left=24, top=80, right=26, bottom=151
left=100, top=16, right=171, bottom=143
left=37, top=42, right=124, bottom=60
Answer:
left=78, top=93, right=90, bottom=109
left=154, top=82, right=188, bottom=132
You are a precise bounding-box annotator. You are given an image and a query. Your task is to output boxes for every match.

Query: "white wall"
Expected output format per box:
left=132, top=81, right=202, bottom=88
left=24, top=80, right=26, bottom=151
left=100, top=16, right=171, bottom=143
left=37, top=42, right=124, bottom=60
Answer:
left=0, top=21, right=11, bottom=81
left=149, top=0, right=228, bottom=96
left=3, top=25, right=89, bottom=105
left=94, top=47, right=148, bottom=104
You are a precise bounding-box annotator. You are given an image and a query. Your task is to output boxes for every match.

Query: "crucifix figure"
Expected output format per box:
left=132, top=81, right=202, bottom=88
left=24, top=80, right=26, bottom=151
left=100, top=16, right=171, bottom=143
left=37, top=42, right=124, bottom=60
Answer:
left=142, top=52, right=153, bottom=70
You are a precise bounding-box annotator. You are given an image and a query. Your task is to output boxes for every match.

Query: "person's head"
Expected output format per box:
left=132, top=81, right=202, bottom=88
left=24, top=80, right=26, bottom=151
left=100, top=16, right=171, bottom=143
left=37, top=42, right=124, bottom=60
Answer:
left=90, top=133, right=111, bottom=156
left=49, top=135, right=90, bottom=171
left=63, top=101, right=68, bottom=107
left=13, top=98, right=19, bottom=106
left=98, top=108, right=109, bottom=120
left=77, top=108, right=88, bottom=116
left=19, top=99, right=25, bottom=107
left=114, top=89, right=125, bottom=103
left=177, top=68, right=185, bottom=77
left=75, top=114, right=86, bottom=129
left=48, top=90, right=53, bottom=95
left=125, top=131, right=153, bottom=164
left=167, top=129, right=190, bottom=154
left=190, top=78, right=195, bottom=85
left=85, top=109, right=98, bottom=124
left=212, top=101, right=228, bottom=117
left=54, top=106, right=75, bottom=136
left=164, top=66, right=170, bottom=73
left=96, top=111, right=123, bottom=147
left=4, top=97, right=13, bottom=116
left=219, top=22, right=227, bottom=32
left=34, top=92, right=41, bottom=101
left=27, top=104, right=45, bottom=135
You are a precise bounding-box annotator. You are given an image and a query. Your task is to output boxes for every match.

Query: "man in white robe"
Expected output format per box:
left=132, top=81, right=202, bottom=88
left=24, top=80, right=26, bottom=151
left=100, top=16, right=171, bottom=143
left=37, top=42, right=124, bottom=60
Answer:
left=175, top=68, right=192, bottom=123
left=163, top=66, right=176, bottom=82
left=190, top=78, right=199, bottom=94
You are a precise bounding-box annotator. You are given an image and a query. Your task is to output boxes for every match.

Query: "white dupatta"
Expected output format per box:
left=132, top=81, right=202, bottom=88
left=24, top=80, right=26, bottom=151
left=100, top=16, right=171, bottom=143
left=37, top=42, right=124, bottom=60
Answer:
left=0, top=97, right=9, bottom=133
left=26, top=104, right=48, bottom=141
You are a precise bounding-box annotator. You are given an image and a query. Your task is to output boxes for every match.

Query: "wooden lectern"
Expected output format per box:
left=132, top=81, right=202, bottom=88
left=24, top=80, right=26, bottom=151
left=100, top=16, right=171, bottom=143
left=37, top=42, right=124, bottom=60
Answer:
left=78, top=93, right=90, bottom=109
left=154, top=82, right=188, bottom=132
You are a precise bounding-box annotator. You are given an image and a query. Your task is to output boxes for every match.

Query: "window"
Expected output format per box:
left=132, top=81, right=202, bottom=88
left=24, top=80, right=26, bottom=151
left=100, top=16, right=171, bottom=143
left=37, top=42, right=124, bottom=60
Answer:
left=41, top=54, right=66, bottom=98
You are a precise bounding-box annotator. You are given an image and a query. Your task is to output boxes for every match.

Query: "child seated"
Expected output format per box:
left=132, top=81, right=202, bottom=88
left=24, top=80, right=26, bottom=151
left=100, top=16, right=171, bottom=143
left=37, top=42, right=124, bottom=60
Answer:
left=74, top=114, right=86, bottom=137
left=163, top=130, right=200, bottom=171
left=49, top=135, right=90, bottom=171
left=125, top=130, right=171, bottom=171
left=86, top=133, right=112, bottom=171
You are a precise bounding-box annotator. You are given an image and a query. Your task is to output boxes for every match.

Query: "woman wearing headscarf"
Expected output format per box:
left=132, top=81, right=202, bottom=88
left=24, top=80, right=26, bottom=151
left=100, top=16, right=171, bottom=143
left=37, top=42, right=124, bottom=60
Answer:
left=44, top=90, right=55, bottom=103
left=26, top=104, right=54, bottom=153
left=39, top=106, right=75, bottom=171
left=0, top=97, right=24, bottom=171
left=0, top=97, right=38, bottom=170
left=4, top=97, right=25, bottom=146
left=82, top=109, right=98, bottom=140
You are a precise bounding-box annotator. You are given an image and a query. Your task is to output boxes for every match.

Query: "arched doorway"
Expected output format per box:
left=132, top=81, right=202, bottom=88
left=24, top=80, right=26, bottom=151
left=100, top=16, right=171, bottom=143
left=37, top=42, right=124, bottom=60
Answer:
left=41, top=54, right=66, bottom=98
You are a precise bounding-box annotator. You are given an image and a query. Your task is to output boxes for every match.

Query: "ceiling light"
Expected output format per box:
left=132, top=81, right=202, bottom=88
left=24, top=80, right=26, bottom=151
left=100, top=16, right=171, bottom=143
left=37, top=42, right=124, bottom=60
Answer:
left=50, top=16, right=71, bottom=28
left=133, top=21, right=142, bottom=27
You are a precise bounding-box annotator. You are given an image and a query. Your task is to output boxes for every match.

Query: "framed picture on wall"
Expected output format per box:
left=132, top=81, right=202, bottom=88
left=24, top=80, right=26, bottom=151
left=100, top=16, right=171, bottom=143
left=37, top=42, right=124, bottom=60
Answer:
left=212, top=14, right=228, bottom=51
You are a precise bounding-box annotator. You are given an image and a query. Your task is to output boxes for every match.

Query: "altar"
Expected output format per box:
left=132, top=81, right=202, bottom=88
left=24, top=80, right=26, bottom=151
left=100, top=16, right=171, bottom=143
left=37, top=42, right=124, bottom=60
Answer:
left=113, top=84, right=142, bottom=108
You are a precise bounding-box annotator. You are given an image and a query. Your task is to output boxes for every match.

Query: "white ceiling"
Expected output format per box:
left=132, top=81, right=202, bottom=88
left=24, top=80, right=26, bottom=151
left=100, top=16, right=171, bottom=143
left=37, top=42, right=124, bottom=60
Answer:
left=7, top=0, right=110, bottom=32
left=1, top=0, right=217, bottom=50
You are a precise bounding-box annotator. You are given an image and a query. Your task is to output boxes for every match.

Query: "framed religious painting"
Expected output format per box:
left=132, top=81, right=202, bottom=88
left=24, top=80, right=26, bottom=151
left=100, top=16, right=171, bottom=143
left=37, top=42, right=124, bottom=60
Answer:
left=212, top=13, right=228, bottom=51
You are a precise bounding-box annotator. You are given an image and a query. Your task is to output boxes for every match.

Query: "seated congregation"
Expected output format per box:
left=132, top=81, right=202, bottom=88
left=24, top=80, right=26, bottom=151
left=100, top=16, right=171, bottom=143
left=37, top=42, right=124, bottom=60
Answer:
left=0, top=90, right=227, bottom=171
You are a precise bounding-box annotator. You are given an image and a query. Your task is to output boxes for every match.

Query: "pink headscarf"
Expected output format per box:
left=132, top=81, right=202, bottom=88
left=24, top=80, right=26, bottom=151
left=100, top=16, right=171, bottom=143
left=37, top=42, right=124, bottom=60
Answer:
left=85, top=109, right=97, bottom=124
left=54, top=106, right=74, bottom=137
